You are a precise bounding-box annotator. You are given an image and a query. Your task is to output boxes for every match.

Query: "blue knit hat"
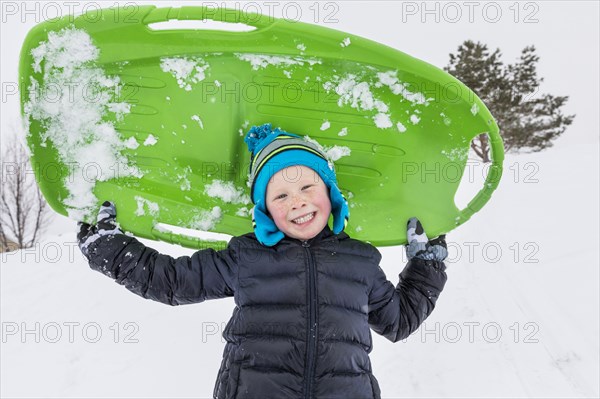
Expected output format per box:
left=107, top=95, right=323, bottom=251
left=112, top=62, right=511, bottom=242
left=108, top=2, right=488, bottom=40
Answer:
left=245, top=123, right=349, bottom=246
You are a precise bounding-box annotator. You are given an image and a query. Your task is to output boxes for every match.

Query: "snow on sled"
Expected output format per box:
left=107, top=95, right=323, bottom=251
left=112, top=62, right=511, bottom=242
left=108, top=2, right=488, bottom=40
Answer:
left=19, top=5, right=504, bottom=250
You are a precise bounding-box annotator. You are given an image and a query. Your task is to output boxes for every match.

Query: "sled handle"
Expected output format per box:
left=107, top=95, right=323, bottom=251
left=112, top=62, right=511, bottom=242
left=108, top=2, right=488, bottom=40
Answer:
left=151, top=225, right=229, bottom=251
left=456, top=127, right=504, bottom=224
left=142, top=6, right=276, bottom=30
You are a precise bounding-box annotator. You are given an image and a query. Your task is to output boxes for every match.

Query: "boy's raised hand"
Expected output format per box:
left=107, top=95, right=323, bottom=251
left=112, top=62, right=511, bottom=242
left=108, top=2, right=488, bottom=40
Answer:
left=406, top=217, right=448, bottom=262
left=77, top=201, right=124, bottom=259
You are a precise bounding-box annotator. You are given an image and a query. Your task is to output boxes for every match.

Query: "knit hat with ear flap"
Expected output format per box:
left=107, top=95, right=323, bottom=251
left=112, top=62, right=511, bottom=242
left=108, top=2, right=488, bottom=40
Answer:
left=244, top=123, right=349, bottom=247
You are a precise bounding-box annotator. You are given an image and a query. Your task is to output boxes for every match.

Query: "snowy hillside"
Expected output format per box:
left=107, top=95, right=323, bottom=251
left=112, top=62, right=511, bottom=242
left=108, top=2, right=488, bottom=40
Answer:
left=2, top=134, right=598, bottom=398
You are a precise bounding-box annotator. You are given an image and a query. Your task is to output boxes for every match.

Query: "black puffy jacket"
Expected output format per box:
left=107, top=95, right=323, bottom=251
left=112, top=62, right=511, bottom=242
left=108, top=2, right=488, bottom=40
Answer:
left=84, top=224, right=447, bottom=399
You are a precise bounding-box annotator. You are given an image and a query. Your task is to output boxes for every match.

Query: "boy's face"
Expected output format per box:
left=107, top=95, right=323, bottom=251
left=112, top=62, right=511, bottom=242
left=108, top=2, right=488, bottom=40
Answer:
left=265, top=165, right=332, bottom=241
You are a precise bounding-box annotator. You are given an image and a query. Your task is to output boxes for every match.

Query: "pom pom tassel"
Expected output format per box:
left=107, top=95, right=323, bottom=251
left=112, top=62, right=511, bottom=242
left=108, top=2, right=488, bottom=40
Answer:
left=244, top=123, right=285, bottom=153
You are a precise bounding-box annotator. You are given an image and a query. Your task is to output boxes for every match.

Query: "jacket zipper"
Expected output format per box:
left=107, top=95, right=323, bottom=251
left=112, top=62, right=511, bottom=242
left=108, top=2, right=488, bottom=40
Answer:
left=302, top=239, right=317, bottom=399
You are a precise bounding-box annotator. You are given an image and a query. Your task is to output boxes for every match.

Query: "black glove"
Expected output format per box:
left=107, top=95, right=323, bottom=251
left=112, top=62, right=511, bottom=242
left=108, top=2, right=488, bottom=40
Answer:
left=406, top=217, right=448, bottom=262
left=77, top=201, right=124, bottom=259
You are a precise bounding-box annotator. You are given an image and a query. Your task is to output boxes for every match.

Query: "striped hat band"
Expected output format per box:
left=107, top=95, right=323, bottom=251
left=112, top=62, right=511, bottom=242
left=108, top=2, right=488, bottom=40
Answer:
left=248, top=135, right=329, bottom=198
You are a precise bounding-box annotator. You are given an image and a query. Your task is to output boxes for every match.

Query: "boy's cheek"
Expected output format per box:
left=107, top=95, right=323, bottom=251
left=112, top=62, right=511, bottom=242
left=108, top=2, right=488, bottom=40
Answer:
left=269, top=203, right=287, bottom=218
left=267, top=207, right=286, bottom=225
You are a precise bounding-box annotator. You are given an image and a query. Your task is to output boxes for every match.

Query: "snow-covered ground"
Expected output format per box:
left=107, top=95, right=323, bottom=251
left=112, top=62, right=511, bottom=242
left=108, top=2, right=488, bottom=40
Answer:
left=1, top=1, right=598, bottom=398
left=2, top=132, right=598, bottom=398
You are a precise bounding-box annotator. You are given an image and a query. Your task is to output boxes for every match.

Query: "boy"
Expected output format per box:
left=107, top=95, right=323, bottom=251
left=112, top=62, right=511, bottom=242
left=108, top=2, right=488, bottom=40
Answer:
left=77, top=123, right=448, bottom=399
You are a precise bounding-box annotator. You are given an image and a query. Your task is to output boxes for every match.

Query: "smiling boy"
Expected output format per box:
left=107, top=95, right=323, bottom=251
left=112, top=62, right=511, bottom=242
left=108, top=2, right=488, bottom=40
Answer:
left=77, top=123, right=449, bottom=398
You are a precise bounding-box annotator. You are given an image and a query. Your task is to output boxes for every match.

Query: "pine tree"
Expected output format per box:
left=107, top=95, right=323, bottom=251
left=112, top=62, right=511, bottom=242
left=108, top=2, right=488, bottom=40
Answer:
left=445, top=41, right=574, bottom=162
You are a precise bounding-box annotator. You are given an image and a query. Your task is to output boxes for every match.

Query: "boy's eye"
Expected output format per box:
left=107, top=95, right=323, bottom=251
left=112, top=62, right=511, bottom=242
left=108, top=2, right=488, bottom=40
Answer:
left=274, top=185, right=312, bottom=200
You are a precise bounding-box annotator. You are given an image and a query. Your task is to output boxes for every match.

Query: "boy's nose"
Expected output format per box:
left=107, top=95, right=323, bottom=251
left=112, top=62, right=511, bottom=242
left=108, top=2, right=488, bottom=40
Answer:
left=290, top=195, right=307, bottom=209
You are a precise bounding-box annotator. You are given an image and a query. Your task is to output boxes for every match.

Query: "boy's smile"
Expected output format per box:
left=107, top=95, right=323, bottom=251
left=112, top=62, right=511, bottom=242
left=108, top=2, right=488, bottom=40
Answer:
left=265, top=165, right=332, bottom=241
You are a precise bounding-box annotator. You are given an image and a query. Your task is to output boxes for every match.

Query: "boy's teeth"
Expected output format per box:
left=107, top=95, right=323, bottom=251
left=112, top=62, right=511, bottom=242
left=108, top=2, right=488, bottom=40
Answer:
left=293, top=212, right=315, bottom=224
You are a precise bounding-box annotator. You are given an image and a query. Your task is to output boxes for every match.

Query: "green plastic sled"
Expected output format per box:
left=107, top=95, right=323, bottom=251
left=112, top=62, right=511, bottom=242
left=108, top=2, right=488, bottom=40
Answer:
left=19, top=5, right=503, bottom=250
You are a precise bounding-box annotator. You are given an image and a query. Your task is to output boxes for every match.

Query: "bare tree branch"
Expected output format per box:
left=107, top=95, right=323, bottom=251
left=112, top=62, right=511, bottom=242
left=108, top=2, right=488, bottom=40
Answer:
left=0, top=132, right=52, bottom=251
